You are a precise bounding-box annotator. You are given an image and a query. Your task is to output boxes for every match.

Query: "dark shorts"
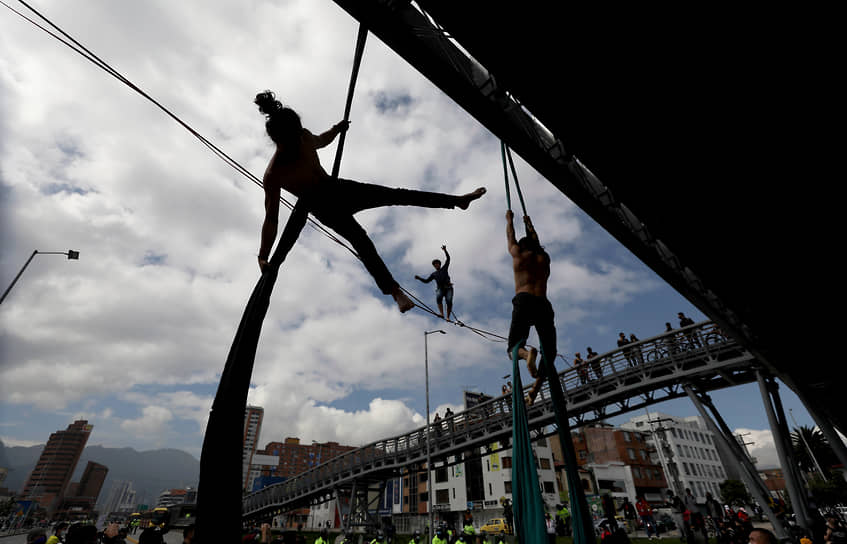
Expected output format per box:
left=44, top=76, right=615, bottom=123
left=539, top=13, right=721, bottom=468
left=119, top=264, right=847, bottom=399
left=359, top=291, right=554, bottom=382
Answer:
left=436, top=285, right=453, bottom=305
left=507, top=292, right=556, bottom=361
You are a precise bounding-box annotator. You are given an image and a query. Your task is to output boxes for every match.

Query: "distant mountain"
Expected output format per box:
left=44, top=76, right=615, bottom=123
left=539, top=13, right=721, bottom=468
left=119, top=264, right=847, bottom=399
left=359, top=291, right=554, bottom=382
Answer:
left=0, top=440, right=199, bottom=509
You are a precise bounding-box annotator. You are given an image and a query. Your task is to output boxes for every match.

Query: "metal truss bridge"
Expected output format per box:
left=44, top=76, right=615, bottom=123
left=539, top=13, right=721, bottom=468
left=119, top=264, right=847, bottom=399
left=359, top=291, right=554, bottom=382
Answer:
left=243, top=321, right=758, bottom=521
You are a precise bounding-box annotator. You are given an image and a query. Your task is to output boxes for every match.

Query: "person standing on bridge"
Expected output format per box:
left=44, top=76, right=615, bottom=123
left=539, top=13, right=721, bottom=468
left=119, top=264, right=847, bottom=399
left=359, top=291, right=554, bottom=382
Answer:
left=415, top=245, right=455, bottom=320
left=505, top=210, right=554, bottom=405
left=573, top=352, right=589, bottom=385
left=678, top=312, right=702, bottom=348
left=586, top=347, right=602, bottom=380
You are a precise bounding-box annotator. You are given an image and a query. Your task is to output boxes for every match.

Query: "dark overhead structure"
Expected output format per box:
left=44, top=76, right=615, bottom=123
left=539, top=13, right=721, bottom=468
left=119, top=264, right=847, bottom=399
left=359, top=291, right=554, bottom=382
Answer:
left=331, top=2, right=836, bottom=431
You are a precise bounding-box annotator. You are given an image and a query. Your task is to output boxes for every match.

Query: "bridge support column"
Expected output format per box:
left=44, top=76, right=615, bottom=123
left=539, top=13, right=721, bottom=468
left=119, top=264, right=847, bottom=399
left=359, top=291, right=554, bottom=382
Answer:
left=795, top=388, right=847, bottom=474
left=757, top=371, right=813, bottom=532
left=684, top=385, right=788, bottom=540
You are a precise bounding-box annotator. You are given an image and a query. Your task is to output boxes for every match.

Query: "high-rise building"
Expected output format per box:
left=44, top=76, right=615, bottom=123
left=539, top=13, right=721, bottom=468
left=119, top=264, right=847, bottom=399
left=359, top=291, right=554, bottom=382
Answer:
left=57, top=461, right=109, bottom=519
left=101, top=480, right=138, bottom=515
left=258, top=438, right=357, bottom=479
left=242, top=406, right=264, bottom=491
left=23, top=420, right=93, bottom=511
left=622, top=412, right=730, bottom=503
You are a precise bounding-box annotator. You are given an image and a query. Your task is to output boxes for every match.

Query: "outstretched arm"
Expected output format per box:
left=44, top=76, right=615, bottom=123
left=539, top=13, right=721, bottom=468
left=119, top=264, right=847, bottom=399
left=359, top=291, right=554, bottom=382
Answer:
left=441, top=245, right=450, bottom=268
left=314, top=120, right=350, bottom=149
left=506, top=210, right=519, bottom=257
left=258, top=184, right=281, bottom=271
left=415, top=273, right=433, bottom=283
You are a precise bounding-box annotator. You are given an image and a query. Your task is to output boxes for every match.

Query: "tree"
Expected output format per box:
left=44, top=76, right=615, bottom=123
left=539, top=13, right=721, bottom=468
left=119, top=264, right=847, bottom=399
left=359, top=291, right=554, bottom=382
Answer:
left=791, top=426, right=837, bottom=476
left=719, top=479, right=752, bottom=507
left=807, top=475, right=847, bottom=507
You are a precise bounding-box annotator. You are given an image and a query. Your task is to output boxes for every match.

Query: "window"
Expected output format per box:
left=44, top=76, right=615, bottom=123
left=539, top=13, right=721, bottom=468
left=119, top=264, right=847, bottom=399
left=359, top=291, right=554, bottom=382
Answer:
left=505, top=481, right=512, bottom=494
left=543, top=481, right=555, bottom=494
left=503, top=457, right=513, bottom=469
left=623, top=431, right=632, bottom=442
left=627, top=448, right=637, bottom=460
left=683, top=462, right=690, bottom=476
left=436, top=489, right=450, bottom=505
left=670, top=428, right=677, bottom=438
left=486, top=460, right=490, bottom=471
left=653, top=469, right=661, bottom=480
left=636, top=421, right=644, bottom=427
left=677, top=445, right=683, bottom=456
left=633, top=467, right=642, bottom=479
left=579, top=450, right=588, bottom=461
left=436, top=467, right=448, bottom=483
left=540, top=458, right=551, bottom=470
left=489, top=483, right=493, bottom=496
left=640, top=449, right=649, bottom=461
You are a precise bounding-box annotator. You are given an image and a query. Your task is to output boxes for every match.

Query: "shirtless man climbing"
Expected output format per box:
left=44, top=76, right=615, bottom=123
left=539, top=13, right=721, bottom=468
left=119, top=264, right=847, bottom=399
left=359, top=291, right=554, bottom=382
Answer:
left=506, top=210, right=556, bottom=404
left=255, top=90, right=486, bottom=312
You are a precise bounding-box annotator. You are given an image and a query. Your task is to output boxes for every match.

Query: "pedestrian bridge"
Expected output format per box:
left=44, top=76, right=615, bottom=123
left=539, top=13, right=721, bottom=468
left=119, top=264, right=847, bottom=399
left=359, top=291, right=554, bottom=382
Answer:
left=243, top=321, right=757, bottom=520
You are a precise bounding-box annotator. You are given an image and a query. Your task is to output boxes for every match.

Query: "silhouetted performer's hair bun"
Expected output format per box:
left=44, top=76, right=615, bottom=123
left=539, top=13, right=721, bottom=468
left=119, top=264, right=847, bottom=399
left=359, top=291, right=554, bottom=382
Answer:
left=255, top=90, right=283, bottom=117
left=255, top=90, right=302, bottom=162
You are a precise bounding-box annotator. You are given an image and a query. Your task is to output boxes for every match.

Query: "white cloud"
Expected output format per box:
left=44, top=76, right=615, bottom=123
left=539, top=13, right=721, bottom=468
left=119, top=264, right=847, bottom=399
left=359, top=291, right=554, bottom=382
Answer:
left=121, top=405, right=174, bottom=436
left=734, top=428, right=780, bottom=469
left=0, top=0, right=672, bottom=454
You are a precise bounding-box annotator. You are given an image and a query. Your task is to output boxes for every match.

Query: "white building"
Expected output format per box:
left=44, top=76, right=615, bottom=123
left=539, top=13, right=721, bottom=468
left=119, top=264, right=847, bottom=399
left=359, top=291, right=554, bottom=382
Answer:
left=622, top=412, right=729, bottom=505
left=429, top=436, right=561, bottom=529
left=242, top=406, right=264, bottom=492
left=100, top=480, right=137, bottom=515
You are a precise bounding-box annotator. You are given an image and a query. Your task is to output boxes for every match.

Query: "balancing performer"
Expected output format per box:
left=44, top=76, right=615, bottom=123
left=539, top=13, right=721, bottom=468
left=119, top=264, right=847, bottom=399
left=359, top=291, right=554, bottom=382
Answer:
left=415, top=245, right=454, bottom=320
left=255, top=91, right=486, bottom=312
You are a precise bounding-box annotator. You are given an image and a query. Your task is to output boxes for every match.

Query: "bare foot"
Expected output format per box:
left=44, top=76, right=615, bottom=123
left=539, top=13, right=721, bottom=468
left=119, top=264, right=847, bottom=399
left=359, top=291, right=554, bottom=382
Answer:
left=457, top=187, right=487, bottom=209
left=392, top=289, right=415, bottom=313
left=525, top=347, right=538, bottom=378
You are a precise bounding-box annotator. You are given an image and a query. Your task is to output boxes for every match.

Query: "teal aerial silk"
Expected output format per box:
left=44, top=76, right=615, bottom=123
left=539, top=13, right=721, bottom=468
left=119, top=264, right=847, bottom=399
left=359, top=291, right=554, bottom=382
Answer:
left=510, top=340, right=595, bottom=544
left=511, top=343, right=548, bottom=544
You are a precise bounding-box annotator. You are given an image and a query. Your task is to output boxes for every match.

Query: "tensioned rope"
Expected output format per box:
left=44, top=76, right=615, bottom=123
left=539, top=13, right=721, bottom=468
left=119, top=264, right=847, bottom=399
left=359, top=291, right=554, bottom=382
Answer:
left=3, top=0, right=515, bottom=346
left=1, top=0, right=358, bottom=259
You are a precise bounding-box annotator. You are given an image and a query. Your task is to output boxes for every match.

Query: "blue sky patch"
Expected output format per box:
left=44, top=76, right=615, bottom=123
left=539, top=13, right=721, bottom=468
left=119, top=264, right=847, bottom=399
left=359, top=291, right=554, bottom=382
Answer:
left=373, top=91, right=414, bottom=114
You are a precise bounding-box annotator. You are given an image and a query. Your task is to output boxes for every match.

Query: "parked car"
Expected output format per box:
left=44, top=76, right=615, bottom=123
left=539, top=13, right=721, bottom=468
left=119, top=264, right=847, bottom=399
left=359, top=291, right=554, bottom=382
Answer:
left=479, top=518, right=512, bottom=535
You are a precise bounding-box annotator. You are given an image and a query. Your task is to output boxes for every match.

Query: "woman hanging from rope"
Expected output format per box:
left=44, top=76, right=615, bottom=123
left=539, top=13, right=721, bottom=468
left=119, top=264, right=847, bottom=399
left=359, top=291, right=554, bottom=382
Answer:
left=254, top=91, right=486, bottom=312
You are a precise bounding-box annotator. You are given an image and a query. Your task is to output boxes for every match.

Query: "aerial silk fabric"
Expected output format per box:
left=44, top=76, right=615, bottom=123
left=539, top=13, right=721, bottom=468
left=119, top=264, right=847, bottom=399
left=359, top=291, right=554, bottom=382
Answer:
left=511, top=340, right=594, bottom=544
left=195, top=25, right=368, bottom=543
left=510, top=344, right=548, bottom=544
left=196, top=209, right=306, bottom=543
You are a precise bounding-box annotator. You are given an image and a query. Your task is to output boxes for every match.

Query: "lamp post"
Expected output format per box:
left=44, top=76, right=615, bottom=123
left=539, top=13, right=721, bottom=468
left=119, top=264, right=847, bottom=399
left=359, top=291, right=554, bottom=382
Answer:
left=1, top=249, right=80, bottom=305
left=424, top=329, right=446, bottom=538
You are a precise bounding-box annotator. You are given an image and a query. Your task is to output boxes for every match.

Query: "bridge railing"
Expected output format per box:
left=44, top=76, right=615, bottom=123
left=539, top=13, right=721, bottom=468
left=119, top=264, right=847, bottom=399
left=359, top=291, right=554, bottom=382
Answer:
left=244, top=321, right=731, bottom=514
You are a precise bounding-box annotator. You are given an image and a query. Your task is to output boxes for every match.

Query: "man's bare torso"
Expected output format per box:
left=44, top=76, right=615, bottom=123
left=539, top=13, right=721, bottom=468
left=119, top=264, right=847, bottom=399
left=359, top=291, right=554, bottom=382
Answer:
left=512, top=249, right=550, bottom=298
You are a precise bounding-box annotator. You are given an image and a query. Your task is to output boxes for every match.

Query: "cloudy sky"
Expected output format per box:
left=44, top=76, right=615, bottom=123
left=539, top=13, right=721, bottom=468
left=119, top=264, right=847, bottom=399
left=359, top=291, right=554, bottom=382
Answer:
left=0, top=0, right=818, bottom=470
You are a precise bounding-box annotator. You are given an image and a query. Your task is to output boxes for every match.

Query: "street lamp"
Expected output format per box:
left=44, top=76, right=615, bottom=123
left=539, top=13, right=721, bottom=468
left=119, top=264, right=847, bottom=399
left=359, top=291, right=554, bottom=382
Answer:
left=424, top=329, right=446, bottom=538
left=1, top=249, right=80, bottom=305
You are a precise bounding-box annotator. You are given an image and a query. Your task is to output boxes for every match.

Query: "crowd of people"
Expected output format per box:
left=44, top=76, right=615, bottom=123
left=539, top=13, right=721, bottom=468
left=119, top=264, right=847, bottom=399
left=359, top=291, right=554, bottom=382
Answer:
left=24, top=520, right=194, bottom=544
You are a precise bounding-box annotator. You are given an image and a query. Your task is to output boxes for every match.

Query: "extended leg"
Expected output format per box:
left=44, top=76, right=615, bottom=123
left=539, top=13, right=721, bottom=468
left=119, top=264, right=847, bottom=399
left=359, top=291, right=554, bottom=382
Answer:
left=338, top=179, right=486, bottom=213
left=313, top=211, right=413, bottom=311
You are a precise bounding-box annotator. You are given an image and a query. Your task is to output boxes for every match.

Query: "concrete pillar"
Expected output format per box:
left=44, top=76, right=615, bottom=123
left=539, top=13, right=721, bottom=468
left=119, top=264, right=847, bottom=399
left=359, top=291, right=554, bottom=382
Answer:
left=757, top=372, right=812, bottom=532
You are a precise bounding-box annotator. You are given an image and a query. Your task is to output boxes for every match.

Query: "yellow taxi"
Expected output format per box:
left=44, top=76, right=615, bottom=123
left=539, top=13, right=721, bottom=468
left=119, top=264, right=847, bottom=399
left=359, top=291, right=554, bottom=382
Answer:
left=479, top=518, right=512, bottom=535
